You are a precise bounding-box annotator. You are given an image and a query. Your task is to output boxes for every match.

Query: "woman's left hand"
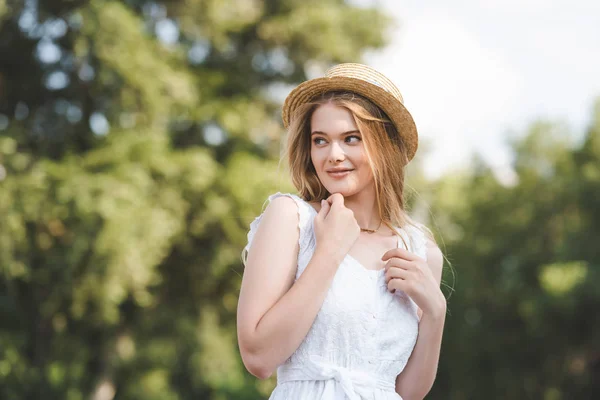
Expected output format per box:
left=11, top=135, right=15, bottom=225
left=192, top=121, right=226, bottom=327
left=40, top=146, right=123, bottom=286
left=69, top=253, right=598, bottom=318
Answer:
left=381, top=247, right=446, bottom=318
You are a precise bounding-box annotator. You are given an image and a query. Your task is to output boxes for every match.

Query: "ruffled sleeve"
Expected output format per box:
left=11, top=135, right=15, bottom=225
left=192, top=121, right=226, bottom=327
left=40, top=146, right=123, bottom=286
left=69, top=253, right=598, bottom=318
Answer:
left=243, top=192, right=313, bottom=265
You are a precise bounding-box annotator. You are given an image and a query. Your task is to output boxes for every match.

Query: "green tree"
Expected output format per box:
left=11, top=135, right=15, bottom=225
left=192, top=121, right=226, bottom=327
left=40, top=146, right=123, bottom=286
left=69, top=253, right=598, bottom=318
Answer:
left=0, top=1, right=391, bottom=398
left=427, top=99, right=600, bottom=399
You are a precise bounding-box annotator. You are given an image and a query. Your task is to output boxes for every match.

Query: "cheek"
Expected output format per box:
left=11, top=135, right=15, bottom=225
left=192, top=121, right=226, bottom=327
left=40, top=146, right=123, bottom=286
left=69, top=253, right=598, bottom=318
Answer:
left=357, top=165, right=373, bottom=182
left=353, top=151, right=373, bottom=179
left=350, top=148, right=369, bottom=168
left=310, top=149, right=316, bottom=167
left=311, top=148, right=325, bottom=168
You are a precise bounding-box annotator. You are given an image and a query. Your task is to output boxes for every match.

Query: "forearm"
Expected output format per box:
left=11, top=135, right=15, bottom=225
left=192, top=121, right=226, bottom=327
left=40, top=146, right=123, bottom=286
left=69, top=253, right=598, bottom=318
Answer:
left=396, top=303, right=446, bottom=400
left=246, top=246, right=342, bottom=377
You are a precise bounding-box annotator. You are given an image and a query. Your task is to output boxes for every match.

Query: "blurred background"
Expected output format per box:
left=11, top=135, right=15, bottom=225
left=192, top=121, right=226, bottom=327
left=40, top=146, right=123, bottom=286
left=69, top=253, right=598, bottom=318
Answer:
left=0, top=0, right=598, bottom=399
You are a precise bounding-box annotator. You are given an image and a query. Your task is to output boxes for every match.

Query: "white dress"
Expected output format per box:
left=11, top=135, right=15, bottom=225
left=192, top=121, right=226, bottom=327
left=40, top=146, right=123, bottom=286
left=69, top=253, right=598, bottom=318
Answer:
left=244, top=192, right=428, bottom=400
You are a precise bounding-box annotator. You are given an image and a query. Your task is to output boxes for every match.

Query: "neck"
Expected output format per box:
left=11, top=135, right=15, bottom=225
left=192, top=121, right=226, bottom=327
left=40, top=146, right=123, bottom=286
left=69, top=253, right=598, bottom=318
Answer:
left=340, top=189, right=381, bottom=231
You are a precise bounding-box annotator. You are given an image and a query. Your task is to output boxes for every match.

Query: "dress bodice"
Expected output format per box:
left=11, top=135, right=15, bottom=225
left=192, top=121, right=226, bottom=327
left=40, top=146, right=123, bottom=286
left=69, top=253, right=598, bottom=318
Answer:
left=244, top=192, right=429, bottom=400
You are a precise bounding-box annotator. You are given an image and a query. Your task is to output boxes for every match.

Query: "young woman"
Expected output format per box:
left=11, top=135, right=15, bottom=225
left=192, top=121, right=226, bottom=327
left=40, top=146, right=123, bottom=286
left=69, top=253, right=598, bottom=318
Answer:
left=237, top=63, right=446, bottom=400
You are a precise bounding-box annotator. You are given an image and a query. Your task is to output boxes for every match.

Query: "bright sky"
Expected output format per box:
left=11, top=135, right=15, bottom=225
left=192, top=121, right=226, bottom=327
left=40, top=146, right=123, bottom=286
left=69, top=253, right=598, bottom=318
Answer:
left=363, top=0, right=600, bottom=182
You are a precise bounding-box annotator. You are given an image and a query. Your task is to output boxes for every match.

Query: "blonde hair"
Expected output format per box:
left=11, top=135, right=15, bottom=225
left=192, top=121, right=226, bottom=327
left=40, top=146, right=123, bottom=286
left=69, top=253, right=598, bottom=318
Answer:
left=282, top=91, right=436, bottom=250
left=241, top=91, right=454, bottom=301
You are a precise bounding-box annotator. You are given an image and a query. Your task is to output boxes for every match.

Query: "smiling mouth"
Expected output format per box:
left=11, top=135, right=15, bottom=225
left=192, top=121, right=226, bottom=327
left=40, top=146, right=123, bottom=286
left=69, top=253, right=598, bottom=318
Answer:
left=327, top=169, right=354, bottom=177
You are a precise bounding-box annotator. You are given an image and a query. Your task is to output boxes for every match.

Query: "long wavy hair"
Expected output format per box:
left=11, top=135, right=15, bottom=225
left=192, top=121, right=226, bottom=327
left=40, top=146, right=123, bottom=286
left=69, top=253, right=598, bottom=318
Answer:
left=282, top=90, right=436, bottom=250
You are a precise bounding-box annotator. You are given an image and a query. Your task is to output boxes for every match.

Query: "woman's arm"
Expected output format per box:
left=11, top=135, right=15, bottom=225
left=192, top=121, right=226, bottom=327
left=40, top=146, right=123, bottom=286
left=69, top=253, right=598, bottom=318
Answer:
left=395, top=239, right=446, bottom=400
left=237, top=196, right=343, bottom=379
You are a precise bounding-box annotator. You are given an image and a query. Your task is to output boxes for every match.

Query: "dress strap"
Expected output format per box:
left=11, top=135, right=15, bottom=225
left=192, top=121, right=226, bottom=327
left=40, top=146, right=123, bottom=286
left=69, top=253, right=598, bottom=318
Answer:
left=407, top=223, right=429, bottom=261
left=396, top=223, right=429, bottom=262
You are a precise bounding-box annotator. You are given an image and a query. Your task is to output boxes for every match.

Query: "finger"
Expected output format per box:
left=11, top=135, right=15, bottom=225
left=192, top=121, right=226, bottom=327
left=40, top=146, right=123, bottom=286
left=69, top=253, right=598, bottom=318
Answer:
left=385, top=266, right=409, bottom=284
left=328, top=193, right=345, bottom=208
left=387, top=277, right=407, bottom=294
left=381, top=247, right=418, bottom=262
left=318, top=199, right=330, bottom=219
left=327, top=192, right=343, bottom=201
left=384, top=258, right=413, bottom=272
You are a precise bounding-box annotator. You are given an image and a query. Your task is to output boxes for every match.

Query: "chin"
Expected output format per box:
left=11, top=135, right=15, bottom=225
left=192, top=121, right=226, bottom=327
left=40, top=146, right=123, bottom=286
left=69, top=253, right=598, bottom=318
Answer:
left=319, top=175, right=362, bottom=197
left=324, top=186, right=356, bottom=197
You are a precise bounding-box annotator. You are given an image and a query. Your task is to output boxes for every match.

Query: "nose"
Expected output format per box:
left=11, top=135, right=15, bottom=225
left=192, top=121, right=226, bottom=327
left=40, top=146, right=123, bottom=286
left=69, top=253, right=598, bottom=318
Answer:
left=328, top=141, right=345, bottom=163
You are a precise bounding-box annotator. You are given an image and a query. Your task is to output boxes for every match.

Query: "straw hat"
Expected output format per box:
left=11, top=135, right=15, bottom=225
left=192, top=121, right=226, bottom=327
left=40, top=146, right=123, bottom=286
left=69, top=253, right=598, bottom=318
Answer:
left=282, top=63, right=418, bottom=163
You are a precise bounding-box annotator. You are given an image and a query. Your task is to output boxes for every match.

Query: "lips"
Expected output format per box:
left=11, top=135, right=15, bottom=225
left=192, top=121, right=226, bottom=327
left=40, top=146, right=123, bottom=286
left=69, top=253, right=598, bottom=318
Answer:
left=327, top=169, right=354, bottom=178
left=326, top=168, right=354, bottom=173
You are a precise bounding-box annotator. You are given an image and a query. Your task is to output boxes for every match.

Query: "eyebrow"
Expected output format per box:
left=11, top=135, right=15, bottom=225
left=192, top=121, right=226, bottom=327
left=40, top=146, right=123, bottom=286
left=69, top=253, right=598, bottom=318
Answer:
left=310, top=130, right=360, bottom=137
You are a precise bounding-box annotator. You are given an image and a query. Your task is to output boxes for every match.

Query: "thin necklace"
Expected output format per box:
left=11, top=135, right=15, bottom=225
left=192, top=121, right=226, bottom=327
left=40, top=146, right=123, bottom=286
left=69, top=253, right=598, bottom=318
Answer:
left=360, top=219, right=383, bottom=234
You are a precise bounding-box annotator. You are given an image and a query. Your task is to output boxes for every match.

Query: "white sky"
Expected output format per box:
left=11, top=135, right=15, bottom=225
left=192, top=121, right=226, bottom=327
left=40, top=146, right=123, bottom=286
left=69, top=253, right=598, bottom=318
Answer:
left=362, top=0, right=600, bottom=181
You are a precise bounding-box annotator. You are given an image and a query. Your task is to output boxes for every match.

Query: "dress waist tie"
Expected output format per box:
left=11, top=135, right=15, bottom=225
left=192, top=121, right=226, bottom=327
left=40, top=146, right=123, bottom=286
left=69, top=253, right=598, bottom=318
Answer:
left=276, top=354, right=399, bottom=400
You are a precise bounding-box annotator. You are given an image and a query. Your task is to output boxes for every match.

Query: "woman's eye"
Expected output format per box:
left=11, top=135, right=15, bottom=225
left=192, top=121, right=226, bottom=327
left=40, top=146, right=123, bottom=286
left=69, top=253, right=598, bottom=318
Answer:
left=313, top=136, right=361, bottom=145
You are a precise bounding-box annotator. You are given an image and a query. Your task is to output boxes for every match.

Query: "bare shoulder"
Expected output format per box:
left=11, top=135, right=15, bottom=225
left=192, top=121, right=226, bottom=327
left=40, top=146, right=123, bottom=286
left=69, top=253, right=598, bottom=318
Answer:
left=424, top=237, right=444, bottom=285
left=263, top=194, right=301, bottom=221
left=250, top=194, right=302, bottom=252
left=238, top=195, right=302, bottom=356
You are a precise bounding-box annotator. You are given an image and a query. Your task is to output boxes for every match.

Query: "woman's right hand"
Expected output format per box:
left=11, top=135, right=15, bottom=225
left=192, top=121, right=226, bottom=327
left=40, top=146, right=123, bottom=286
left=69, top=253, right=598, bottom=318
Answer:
left=313, top=193, right=360, bottom=261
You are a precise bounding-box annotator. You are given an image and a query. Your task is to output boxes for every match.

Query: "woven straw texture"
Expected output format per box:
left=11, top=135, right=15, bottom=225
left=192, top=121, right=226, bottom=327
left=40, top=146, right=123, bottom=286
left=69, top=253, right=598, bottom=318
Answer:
left=282, top=63, right=418, bottom=163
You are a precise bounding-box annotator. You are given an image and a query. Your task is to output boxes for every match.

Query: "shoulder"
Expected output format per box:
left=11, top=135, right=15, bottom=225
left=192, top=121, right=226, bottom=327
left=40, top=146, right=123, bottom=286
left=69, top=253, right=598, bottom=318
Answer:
left=261, top=192, right=315, bottom=232
left=263, top=193, right=301, bottom=221
left=244, top=192, right=308, bottom=257
left=248, top=194, right=301, bottom=251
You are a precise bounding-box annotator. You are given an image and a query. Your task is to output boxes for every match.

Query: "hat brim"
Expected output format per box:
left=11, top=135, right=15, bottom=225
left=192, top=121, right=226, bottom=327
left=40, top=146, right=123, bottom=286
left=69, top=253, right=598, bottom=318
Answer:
left=282, top=76, right=418, bottom=163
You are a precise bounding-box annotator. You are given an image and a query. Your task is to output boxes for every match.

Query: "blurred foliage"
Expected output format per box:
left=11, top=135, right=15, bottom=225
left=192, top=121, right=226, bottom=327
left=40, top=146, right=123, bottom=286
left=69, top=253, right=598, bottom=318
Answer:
left=0, top=0, right=599, bottom=399
left=0, top=0, right=390, bottom=399
left=426, top=102, right=600, bottom=399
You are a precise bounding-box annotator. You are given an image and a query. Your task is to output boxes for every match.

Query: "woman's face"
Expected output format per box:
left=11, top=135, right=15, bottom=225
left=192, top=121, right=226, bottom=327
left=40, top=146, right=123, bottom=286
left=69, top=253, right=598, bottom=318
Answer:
left=310, top=102, right=374, bottom=197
